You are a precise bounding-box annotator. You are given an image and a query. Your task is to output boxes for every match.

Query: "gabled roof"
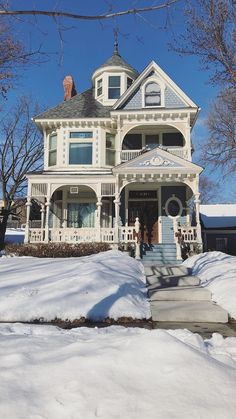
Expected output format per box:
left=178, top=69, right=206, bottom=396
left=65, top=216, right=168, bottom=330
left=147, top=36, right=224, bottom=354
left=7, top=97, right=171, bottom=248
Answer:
left=34, top=88, right=112, bottom=120
left=113, top=61, right=199, bottom=111
left=200, top=204, right=236, bottom=228
left=113, top=147, right=203, bottom=174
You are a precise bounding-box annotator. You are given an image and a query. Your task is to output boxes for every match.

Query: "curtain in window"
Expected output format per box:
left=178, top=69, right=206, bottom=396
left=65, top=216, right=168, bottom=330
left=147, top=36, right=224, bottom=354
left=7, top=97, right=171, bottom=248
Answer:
left=68, top=203, right=96, bottom=228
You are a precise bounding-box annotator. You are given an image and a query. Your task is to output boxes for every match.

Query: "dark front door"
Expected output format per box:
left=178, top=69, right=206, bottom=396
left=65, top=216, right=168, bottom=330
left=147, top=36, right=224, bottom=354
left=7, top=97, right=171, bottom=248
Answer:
left=128, top=201, right=158, bottom=244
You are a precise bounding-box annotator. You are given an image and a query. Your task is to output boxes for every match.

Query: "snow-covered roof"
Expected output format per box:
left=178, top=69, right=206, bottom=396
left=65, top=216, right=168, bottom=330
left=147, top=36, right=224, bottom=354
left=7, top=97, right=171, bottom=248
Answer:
left=200, top=204, right=236, bottom=228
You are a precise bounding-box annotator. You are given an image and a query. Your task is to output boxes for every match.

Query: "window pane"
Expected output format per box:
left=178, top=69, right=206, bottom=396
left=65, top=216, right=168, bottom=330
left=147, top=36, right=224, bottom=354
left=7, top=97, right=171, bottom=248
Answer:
left=106, top=149, right=116, bottom=166
left=49, top=150, right=57, bottom=166
left=123, top=134, right=142, bottom=150
left=145, top=135, right=159, bottom=147
left=108, top=88, right=120, bottom=99
left=97, top=79, right=102, bottom=96
left=145, top=82, right=161, bottom=106
left=69, top=143, right=92, bottom=164
left=109, top=76, right=120, bottom=87
left=145, top=82, right=160, bottom=93
left=162, top=133, right=184, bottom=147
left=106, top=133, right=115, bottom=149
left=145, top=95, right=161, bottom=106
left=127, top=77, right=133, bottom=89
left=70, top=132, right=93, bottom=139
left=49, top=134, right=57, bottom=150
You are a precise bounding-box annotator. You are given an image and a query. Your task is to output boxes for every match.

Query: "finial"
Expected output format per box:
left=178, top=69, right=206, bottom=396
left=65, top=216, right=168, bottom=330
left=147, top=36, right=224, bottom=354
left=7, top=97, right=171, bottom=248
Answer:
left=113, top=28, right=119, bottom=55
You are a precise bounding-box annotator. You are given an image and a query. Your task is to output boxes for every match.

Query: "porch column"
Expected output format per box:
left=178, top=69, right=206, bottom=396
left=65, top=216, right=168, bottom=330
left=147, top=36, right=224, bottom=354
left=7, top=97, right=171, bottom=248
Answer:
left=44, top=199, right=51, bottom=243
left=194, top=193, right=202, bottom=245
left=40, top=204, right=45, bottom=229
left=24, top=198, right=32, bottom=243
left=96, top=196, right=102, bottom=241
left=113, top=193, right=121, bottom=243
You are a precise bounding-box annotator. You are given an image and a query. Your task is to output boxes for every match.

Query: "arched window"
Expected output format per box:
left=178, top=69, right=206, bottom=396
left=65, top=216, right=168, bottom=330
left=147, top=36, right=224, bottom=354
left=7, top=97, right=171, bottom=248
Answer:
left=145, top=82, right=161, bottom=106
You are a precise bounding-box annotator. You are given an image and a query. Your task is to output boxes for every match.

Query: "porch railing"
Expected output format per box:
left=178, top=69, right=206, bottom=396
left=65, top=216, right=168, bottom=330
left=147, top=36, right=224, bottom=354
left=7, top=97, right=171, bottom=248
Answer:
left=120, top=147, right=190, bottom=162
left=28, top=226, right=137, bottom=244
left=178, top=225, right=198, bottom=243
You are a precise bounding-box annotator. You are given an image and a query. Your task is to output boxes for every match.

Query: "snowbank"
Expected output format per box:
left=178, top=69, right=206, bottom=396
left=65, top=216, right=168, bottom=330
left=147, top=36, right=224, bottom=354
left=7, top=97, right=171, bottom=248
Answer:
left=0, top=250, right=150, bottom=321
left=0, top=324, right=235, bottom=419
left=183, top=252, right=236, bottom=319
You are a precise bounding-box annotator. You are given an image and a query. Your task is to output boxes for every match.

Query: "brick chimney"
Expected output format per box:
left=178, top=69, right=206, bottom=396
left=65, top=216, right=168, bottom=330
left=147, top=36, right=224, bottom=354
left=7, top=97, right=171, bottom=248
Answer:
left=63, top=75, right=77, bottom=101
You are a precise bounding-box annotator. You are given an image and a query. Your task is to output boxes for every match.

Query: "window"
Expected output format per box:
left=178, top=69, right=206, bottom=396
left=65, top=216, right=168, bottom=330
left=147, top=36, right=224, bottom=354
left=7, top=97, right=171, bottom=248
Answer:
left=145, top=82, right=161, bottom=106
left=216, top=238, right=228, bottom=252
left=70, top=132, right=93, bottom=139
left=163, top=133, right=184, bottom=147
left=145, top=135, right=159, bottom=149
left=123, top=134, right=142, bottom=150
left=165, top=197, right=183, bottom=218
left=106, top=133, right=116, bottom=166
left=48, top=133, right=57, bottom=166
left=69, top=143, right=92, bottom=165
left=97, top=78, right=103, bottom=96
left=108, top=76, right=121, bottom=99
left=127, top=77, right=133, bottom=89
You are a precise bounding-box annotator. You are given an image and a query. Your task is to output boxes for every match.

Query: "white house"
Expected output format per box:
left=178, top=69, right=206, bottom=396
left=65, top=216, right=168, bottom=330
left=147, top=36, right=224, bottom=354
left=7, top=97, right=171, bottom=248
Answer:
left=25, top=44, right=203, bottom=262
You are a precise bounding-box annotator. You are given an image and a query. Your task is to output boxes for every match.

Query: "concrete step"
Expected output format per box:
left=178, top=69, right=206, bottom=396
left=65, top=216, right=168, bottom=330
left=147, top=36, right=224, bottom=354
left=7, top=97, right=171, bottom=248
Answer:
left=144, top=265, right=190, bottom=277
left=142, top=261, right=181, bottom=267
left=147, top=275, right=200, bottom=288
left=150, top=301, right=228, bottom=323
left=149, top=286, right=212, bottom=301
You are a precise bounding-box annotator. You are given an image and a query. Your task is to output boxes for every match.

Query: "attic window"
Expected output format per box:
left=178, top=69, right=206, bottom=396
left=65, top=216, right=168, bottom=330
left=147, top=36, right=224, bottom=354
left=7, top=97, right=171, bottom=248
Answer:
left=127, top=77, right=133, bottom=89
left=145, top=82, right=161, bottom=106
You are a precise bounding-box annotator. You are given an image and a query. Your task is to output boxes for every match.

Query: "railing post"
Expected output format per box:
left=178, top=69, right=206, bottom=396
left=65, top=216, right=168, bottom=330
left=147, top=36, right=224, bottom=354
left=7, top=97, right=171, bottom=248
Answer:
left=134, top=217, right=141, bottom=260
left=194, top=193, right=203, bottom=250
left=113, top=193, right=120, bottom=245
left=44, top=200, right=51, bottom=243
left=173, top=219, right=182, bottom=260
left=24, top=198, right=32, bottom=243
left=96, top=196, right=102, bottom=242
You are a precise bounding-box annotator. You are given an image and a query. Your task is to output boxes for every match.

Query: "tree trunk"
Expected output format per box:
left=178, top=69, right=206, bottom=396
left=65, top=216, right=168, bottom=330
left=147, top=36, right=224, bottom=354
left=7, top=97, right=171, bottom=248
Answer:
left=0, top=209, right=10, bottom=250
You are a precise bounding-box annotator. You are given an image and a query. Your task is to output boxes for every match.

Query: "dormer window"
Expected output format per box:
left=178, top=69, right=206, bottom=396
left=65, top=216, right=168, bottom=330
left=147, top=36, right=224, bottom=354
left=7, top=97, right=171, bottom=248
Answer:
left=108, top=76, right=120, bottom=99
left=97, top=78, right=103, bottom=96
left=145, top=82, right=161, bottom=106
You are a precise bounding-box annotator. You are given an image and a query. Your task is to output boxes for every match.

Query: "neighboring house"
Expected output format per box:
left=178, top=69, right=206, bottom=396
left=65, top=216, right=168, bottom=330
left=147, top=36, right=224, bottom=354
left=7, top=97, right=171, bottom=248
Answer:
left=201, top=204, right=236, bottom=256
left=25, top=43, right=203, bottom=261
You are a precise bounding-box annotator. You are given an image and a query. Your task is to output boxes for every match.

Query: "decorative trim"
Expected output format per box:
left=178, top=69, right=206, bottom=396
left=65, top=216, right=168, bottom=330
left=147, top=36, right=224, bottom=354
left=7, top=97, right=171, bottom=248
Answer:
left=165, top=196, right=183, bottom=218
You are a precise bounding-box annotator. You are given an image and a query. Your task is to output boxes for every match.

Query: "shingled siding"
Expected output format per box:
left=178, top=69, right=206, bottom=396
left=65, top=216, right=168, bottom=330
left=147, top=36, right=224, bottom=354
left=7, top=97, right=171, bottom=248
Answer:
left=121, top=85, right=187, bottom=110
left=161, top=186, right=187, bottom=243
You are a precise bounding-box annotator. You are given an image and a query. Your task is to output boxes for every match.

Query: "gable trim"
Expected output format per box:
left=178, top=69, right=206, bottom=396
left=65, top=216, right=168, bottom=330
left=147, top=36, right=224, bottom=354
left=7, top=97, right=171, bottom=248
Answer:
left=113, top=61, right=198, bottom=110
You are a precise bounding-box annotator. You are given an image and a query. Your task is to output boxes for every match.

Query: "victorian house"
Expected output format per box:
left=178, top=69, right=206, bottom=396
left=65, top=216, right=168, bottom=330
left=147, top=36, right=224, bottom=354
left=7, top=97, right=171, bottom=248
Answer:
left=25, top=44, right=203, bottom=262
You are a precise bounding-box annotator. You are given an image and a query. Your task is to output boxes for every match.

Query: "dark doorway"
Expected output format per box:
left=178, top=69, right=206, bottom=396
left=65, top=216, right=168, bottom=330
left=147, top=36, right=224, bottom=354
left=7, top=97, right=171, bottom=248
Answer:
left=128, top=201, right=158, bottom=244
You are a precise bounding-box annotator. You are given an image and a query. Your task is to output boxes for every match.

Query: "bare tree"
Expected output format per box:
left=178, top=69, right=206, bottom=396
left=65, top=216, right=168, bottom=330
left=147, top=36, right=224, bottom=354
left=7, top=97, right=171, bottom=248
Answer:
left=0, top=97, right=43, bottom=248
left=172, top=0, right=236, bottom=174
left=199, top=175, right=220, bottom=204
left=202, top=90, right=236, bottom=174
left=0, top=1, right=180, bottom=22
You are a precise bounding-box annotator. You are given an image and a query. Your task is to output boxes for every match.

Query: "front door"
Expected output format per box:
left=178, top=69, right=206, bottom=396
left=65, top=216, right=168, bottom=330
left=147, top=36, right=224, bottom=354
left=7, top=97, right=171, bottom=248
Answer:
left=128, top=201, right=158, bottom=244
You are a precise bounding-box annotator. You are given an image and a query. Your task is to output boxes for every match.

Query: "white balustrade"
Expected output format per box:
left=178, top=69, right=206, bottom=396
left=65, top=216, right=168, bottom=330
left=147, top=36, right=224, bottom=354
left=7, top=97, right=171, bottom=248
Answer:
left=120, top=147, right=191, bottom=162
left=119, top=226, right=136, bottom=243
left=29, top=228, right=45, bottom=242
left=178, top=225, right=198, bottom=243
left=101, top=228, right=115, bottom=242
left=120, top=150, right=142, bottom=162
left=49, top=228, right=99, bottom=243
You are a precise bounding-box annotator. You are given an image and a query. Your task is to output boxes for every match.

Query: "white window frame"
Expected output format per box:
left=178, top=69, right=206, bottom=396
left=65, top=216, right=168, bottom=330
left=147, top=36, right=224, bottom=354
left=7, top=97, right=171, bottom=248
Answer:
left=165, top=196, right=183, bottom=218
left=142, top=76, right=165, bottom=108
left=48, top=132, right=57, bottom=167
left=68, top=131, right=94, bottom=166
left=96, top=77, right=103, bottom=98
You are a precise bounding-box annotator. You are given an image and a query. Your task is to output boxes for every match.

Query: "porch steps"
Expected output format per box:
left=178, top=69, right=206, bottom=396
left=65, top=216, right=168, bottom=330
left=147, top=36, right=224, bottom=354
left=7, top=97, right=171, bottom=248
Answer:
left=142, top=243, right=180, bottom=265
left=146, top=264, right=229, bottom=323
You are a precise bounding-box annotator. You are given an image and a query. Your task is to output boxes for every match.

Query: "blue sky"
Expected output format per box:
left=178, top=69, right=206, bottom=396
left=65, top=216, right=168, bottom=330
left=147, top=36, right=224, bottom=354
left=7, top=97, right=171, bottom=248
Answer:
left=5, top=0, right=235, bottom=202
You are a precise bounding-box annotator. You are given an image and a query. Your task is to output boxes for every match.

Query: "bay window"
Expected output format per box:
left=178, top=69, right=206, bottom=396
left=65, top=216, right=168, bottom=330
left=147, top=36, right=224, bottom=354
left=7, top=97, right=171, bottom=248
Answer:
left=69, top=132, right=93, bottom=165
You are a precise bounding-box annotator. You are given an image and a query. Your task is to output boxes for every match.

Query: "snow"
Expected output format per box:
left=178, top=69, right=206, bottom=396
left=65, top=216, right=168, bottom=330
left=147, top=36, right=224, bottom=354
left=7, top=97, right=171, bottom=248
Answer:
left=5, top=228, right=25, bottom=243
left=183, top=251, right=236, bottom=319
left=0, top=323, right=235, bottom=419
left=200, top=204, right=236, bottom=228
left=0, top=250, right=150, bottom=321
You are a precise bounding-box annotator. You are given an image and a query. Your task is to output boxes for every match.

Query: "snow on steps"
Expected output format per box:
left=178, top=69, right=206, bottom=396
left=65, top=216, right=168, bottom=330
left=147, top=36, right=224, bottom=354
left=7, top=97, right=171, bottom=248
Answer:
left=146, top=264, right=229, bottom=323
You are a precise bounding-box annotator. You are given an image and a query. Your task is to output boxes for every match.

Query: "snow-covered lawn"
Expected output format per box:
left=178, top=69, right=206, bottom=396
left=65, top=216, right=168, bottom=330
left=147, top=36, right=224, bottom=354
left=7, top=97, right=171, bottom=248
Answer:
left=0, top=324, right=235, bottom=419
left=183, top=251, right=236, bottom=319
left=0, top=250, right=150, bottom=321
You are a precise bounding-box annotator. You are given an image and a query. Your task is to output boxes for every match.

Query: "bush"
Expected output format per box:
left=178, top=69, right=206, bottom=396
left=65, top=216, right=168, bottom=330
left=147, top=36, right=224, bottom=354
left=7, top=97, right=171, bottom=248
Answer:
left=5, top=242, right=111, bottom=258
